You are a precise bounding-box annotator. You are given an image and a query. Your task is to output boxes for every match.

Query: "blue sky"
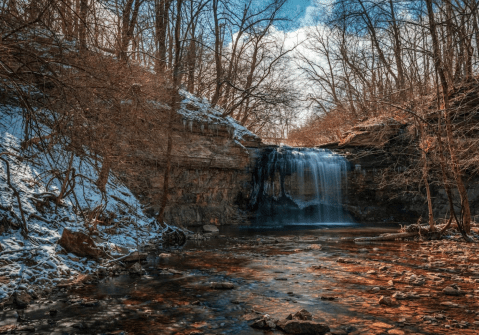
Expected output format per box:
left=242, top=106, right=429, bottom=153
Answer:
left=283, top=0, right=311, bottom=15
left=281, top=0, right=314, bottom=29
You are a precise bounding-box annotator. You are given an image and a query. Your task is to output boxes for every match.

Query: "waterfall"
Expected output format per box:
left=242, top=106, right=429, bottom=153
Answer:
left=250, top=146, right=351, bottom=226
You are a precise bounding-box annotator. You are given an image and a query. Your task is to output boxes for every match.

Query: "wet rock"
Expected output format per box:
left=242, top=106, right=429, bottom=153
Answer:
left=307, top=244, right=322, bottom=250
left=250, top=314, right=278, bottom=329
left=443, top=286, right=462, bottom=296
left=320, top=295, right=337, bottom=301
left=0, top=325, right=16, bottom=333
left=16, top=325, right=35, bottom=332
left=329, top=329, right=348, bottom=335
left=210, top=282, right=234, bottom=289
left=202, top=225, right=219, bottom=233
left=392, top=292, right=406, bottom=300
left=336, top=258, right=355, bottom=264
left=58, top=228, right=104, bottom=259
left=97, top=267, right=108, bottom=276
left=378, top=296, right=395, bottom=306
left=14, top=291, right=31, bottom=309
left=122, top=252, right=148, bottom=262
left=167, top=268, right=182, bottom=275
left=81, top=299, right=99, bottom=307
left=276, top=319, right=330, bottom=335
left=128, top=262, right=143, bottom=275
left=293, top=309, right=313, bottom=321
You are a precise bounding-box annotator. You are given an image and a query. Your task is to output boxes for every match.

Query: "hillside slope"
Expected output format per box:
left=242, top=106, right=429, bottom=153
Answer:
left=0, top=104, right=170, bottom=301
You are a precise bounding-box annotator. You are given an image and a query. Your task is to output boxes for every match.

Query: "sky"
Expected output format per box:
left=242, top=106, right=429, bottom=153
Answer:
left=282, top=0, right=312, bottom=21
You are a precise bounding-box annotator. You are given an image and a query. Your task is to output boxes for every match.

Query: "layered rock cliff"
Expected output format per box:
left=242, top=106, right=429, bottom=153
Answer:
left=119, top=91, right=261, bottom=227
left=322, top=112, right=479, bottom=225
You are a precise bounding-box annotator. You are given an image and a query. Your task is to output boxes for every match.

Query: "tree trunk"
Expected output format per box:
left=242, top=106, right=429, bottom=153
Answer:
left=79, top=0, right=88, bottom=52
left=155, top=0, right=171, bottom=74
left=96, top=155, right=111, bottom=193
left=211, top=0, right=223, bottom=106
left=417, top=119, right=434, bottom=230
left=157, top=0, right=183, bottom=224
left=388, top=0, right=405, bottom=92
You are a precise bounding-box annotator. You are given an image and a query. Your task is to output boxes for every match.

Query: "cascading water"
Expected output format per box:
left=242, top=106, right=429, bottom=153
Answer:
left=250, top=146, right=352, bottom=227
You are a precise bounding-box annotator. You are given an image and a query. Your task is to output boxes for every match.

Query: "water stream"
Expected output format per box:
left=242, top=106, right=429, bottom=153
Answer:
left=6, top=228, right=477, bottom=335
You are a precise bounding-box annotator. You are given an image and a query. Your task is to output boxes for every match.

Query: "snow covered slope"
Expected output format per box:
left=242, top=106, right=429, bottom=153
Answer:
left=0, top=105, right=165, bottom=301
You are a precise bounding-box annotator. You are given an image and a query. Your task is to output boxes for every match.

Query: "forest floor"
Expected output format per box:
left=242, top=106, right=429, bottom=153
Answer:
left=1, top=227, right=479, bottom=335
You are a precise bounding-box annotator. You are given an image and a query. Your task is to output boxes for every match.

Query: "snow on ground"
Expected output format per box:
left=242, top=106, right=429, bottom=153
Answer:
left=178, top=90, right=259, bottom=142
left=0, top=105, right=165, bottom=301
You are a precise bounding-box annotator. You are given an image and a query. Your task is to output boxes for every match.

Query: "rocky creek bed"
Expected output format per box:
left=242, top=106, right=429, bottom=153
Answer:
left=1, top=227, right=479, bottom=334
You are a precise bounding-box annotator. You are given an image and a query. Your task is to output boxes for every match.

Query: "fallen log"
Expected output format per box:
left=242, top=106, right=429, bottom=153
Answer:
left=354, top=232, right=418, bottom=242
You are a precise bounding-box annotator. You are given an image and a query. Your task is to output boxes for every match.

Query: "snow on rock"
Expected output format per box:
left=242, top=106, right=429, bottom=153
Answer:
left=0, top=104, right=169, bottom=302
left=178, top=90, right=260, bottom=145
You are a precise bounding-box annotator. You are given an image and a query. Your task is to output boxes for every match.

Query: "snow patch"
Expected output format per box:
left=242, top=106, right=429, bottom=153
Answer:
left=178, top=90, right=259, bottom=142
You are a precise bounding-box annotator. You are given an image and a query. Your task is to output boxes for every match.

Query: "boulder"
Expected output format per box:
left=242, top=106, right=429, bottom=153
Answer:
left=293, top=309, right=313, bottom=321
left=129, top=262, right=143, bottom=275
left=210, top=282, right=234, bottom=289
left=443, top=286, right=462, bottom=296
left=378, top=295, right=394, bottom=306
left=250, top=314, right=278, bottom=329
left=392, top=292, right=407, bottom=300
left=14, top=291, right=32, bottom=309
left=276, top=320, right=330, bottom=335
left=307, top=244, right=322, bottom=250
left=202, top=225, right=219, bottom=233
left=58, top=228, right=103, bottom=259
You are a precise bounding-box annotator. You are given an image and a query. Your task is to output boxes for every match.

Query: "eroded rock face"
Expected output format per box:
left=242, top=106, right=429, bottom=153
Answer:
left=339, top=117, right=403, bottom=148
left=58, top=228, right=104, bottom=259
left=119, top=110, right=261, bottom=227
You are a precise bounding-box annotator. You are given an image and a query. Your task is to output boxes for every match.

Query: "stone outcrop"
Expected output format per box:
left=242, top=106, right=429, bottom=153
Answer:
left=322, top=109, right=479, bottom=224
left=339, top=117, right=404, bottom=148
left=119, top=92, right=261, bottom=227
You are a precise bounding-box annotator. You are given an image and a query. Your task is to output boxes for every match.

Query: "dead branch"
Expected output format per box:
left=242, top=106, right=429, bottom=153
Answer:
left=354, top=232, right=419, bottom=242
left=0, top=155, right=28, bottom=236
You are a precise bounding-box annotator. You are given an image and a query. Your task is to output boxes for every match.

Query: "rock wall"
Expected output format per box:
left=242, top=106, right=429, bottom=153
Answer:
left=118, top=93, right=261, bottom=228
left=322, top=117, right=479, bottom=224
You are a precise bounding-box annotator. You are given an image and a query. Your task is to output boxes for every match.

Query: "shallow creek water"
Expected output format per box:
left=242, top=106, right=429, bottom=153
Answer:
left=2, top=226, right=479, bottom=334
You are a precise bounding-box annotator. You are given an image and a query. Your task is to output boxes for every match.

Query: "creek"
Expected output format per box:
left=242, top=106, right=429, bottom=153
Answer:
left=2, top=225, right=479, bottom=334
